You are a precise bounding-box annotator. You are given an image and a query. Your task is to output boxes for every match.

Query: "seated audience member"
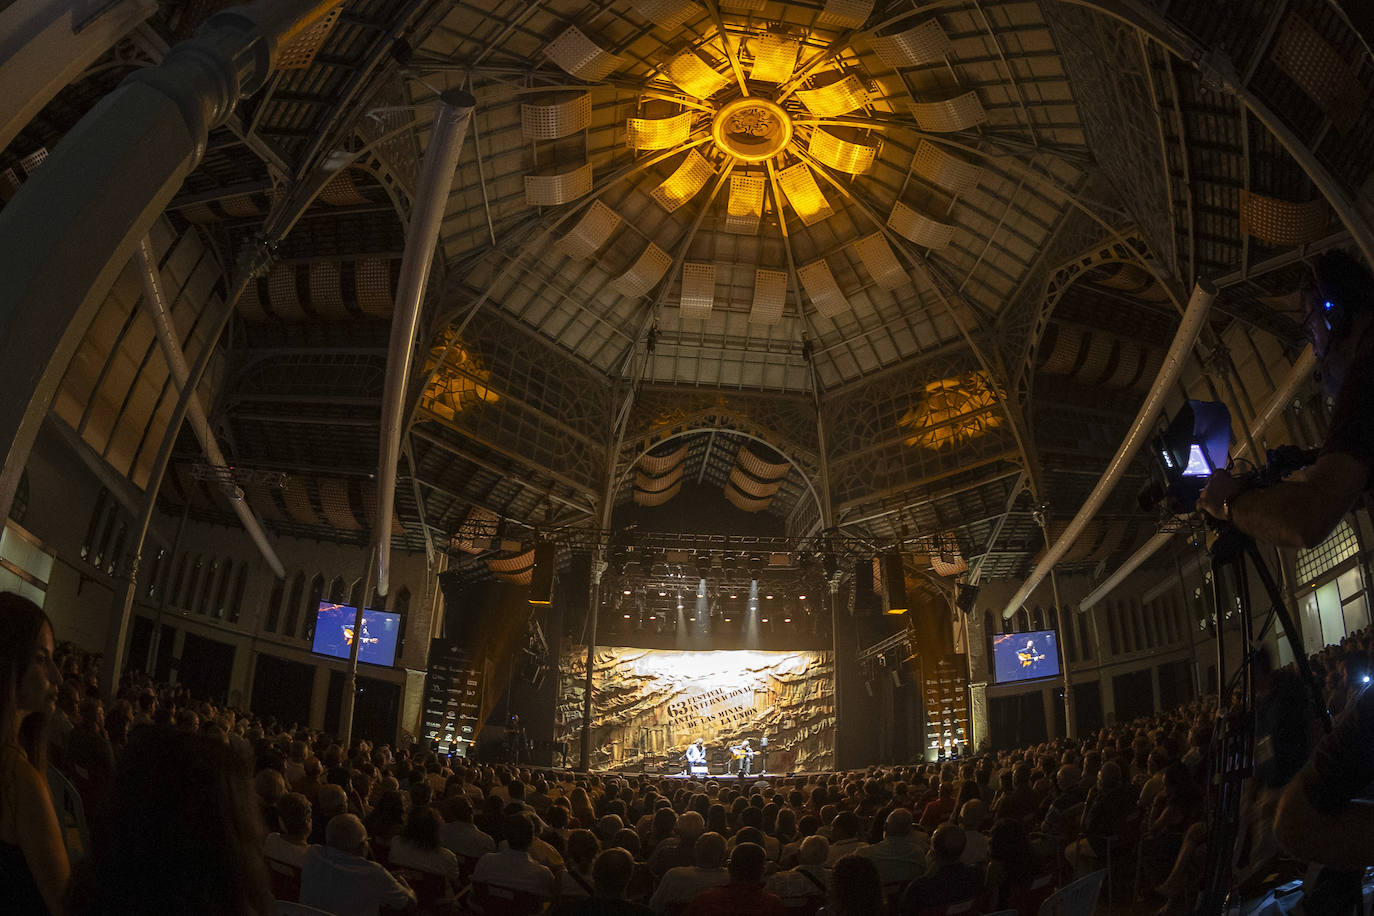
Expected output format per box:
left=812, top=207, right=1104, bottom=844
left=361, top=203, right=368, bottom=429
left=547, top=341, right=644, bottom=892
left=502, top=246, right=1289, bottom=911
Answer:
left=265, top=791, right=315, bottom=868
left=558, top=829, right=600, bottom=899
left=70, top=726, right=273, bottom=916
left=1040, top=765, right=1085, bottom=836
left=897, top=825, right=978, bottom=915
left=919, top=781, right=957, bottom=830
left=857, top=807, right=926, bottom=886
left=648, top=810, right=705, bottom=877
left=255, top=767, right=287, bottom=835
left=300, top=813, right=416, bottom=916
left=442, top=795, right=496, bottom=862
left=552, top=847, right=654, bottom=915
left=471, top=813, right=556, bottom=901
left=983, top=819, right=1038, bottom=913
left=766, top=835, right=830, bottom=905
left=365, top=788, right=407, bottom=850
left=311, top=783, right=349, bottom=846
left=1064, top=760, right=1136, bottom=876
left=957, top=800, right=991, bottom=867
left=826, top=811, right=868, bottom=865
left=0, top=595, right=70, bottom=916
left=650, top=831, right=730, bottom=914
left=689, top=841, right=784, bottom=916
left=826, top=854, right=884, bottom=916
left=389, top=805, right=461, bottom=884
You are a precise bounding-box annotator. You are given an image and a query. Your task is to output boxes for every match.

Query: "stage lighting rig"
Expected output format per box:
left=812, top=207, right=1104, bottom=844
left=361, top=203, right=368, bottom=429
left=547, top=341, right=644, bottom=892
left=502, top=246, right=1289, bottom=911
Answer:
left=694, top=552, right=713, bottom=578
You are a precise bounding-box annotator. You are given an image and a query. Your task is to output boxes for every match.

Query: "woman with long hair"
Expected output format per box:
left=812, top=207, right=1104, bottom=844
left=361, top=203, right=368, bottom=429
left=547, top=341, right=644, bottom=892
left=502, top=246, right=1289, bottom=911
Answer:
left=0, top=593, right=69, bottom=915
left=69, top=726, right=273, bottom=915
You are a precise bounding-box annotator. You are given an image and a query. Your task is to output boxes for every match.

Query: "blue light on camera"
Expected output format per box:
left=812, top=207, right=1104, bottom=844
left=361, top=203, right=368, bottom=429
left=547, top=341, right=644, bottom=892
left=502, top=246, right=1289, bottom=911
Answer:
left=1325, top=300, right=1335, bottom=311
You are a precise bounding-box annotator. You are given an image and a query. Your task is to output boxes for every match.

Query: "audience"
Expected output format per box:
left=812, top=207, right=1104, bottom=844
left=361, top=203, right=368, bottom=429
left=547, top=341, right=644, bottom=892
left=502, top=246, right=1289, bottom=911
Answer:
left=70, top=727, right=273, bottom=916
left=0, top=595, right=70, bottom=916
left=897, top=825, right=978, bottom=915
left=299, top=813, right=416, bottom=916
left=857, top=807, right=926, bottom=887
left=470, top=812, right=556, bottom=900
left=264, top=791, right=314, bottom=868
left=649, top=830, right=729, bottom=913
left=557, top=828, right=600, bottom=899
left=553, top=847, right=653, bottom=915
left=388, top=805, right=461, bottom=884
left=827, top=853, right=885, bottom=916
left=766, top=834, right=830, bottom=906
left=690, top=841, right=784, bottom=915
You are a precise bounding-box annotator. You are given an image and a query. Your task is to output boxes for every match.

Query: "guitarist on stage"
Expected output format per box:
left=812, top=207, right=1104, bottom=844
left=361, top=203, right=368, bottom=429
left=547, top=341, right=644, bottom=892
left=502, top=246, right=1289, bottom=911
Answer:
left=729, top=738, right=756, bottom=777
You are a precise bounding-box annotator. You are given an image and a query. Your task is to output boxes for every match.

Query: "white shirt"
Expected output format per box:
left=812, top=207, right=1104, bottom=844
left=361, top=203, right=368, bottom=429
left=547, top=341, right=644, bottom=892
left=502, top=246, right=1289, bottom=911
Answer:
left=442, top=820, right=497, bottom=860
left=299, top=845, right=416, bottom=916
left=389, top=836, right=461, bottom=881
left=960, top=830, right=990, bottom=868
left=264, top=833, right=311, bottom=869
left=649, top=865, right=729, bottom=914
left=826, top=838, right=868, bottom=866
left=856, top=835, right=925, bottom=884
left=471, top=847, right=556, bottom=898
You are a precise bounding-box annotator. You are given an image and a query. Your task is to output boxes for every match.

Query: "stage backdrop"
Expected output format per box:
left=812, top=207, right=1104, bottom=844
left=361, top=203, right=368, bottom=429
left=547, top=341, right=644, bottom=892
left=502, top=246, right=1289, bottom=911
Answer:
left=556, top=647, right=835, bottom=772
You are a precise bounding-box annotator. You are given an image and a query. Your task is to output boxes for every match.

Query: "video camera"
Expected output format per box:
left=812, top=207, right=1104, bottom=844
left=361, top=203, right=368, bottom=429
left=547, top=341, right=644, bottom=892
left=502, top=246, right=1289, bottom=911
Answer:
left=1141, top=399, right=1318, bottom=515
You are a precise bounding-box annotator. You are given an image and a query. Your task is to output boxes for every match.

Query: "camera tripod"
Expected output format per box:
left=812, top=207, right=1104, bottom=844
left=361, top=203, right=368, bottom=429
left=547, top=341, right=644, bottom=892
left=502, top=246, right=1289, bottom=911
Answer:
left=1196, top=522, right=1332, bottom=916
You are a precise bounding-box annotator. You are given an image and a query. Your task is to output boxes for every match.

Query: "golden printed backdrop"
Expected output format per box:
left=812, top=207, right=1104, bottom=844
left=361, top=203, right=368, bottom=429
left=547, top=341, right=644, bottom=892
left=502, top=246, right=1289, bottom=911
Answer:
left=556, top=648, right=835, bottom=773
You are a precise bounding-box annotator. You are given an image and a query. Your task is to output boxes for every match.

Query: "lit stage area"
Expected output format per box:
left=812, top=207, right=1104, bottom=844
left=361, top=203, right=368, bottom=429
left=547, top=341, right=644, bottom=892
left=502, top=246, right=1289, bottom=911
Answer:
left=556, top=646, right=835, bottom=773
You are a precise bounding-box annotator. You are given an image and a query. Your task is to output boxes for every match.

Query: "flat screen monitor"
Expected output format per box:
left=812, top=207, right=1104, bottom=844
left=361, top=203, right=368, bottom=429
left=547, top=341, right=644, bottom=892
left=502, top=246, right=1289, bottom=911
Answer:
left=310, top=601, right=400, bottom=668
left=991, top=629, right=1060, bottom=684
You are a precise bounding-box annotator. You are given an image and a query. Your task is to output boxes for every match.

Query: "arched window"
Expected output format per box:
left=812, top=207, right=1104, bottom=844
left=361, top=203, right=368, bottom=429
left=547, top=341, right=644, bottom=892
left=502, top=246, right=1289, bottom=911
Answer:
left=1014, top=608, right=1029, bottom=633
left=394, top=586, right=411, bottom=661
left=145, top=548, right=167, bottom=600
left=170, top=555, right=188, bottom=608
left=303, top=574, right=326, bottom=642
left=1108, top=603, right=1123, bottom=655
left=197, top=559, right=218, bottom=615
left=282, top=572, right=307, bottom=638
left=1030, top=606, right=1045, bottom=631
left=348, top=577, right=363, bottom=608
left=213, top=559, right=233, bottom=619
left=1062, top=607, right=1077, bottom=663
left=1079, top=612, right=1094, bottom=660
left=265, top=576, right=285, bottom=633
left=327, top=576, right=346, bottom=605
left=183, top=556, right=204, bottom=611
left=370, top=587, right=385, bottom=610
left=81, top=490, right=108, bottom=561
left=228, top=566, right=248, bottom=624
left=105, top=520, right=128, bottom=576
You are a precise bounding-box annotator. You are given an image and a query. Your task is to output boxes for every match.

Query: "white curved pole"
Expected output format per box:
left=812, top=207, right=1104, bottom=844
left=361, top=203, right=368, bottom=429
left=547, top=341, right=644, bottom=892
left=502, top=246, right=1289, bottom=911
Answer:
left=1078, top=346, right=1316, bottom=610
left=376, top=90, right=474, bottom=596
left=134, top=237, right=285, bottom=579
left=1001, top=279, right=1217, bottom=619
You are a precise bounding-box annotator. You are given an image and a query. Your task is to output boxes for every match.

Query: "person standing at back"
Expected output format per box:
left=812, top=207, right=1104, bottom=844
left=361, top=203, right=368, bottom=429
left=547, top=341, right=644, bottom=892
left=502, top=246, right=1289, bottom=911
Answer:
left=0, top=594, right=69, bottom=915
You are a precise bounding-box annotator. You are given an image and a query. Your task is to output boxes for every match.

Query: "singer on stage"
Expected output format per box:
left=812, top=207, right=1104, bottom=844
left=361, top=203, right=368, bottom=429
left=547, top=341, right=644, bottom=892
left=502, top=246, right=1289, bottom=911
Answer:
left=685, top=738, right=707, bottom=775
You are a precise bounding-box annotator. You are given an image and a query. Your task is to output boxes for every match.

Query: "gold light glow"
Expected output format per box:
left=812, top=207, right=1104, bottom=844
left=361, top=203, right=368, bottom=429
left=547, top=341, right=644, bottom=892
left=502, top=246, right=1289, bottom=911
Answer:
left=418, top=330, right=499, bottom=424
left=777, top=163, right=834, bottom=226
left=712, top=97, right=792, bottom=163
left=898, top=373, right=1002, bottom=450
left=795, top=74, right=870, bottom=117
left=626, top=111, right=693, bottom=149
left=667, top=50, right=729, bottom=99
left=749, top=34, right=798, bottom=83
left=807, top=126, right=879, bottom=174
left=725, top=172, right=765, bottom=233
left=651, top=149, right=715, bottom=212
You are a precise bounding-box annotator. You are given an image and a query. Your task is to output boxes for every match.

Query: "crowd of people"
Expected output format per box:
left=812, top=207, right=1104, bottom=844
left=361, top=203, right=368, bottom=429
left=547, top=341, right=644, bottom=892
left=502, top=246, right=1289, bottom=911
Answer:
left=4, top=584, right=1371, bottom=916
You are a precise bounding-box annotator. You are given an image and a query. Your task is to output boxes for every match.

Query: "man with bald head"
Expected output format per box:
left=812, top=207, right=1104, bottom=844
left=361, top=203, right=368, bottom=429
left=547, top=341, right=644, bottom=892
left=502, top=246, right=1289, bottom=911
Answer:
left=857, top=808, right=927, bottom=886
left=300, top=814, right=416, bottom=916
left=649, top=831, right=729, bottom=914
left=766, top=834, right=830, bottom=905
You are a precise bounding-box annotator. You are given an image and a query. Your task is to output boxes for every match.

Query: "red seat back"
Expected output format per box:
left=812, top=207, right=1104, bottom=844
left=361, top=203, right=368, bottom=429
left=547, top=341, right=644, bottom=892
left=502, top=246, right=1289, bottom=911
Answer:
left=390, top=865, right=450, bottom=910
left=471, top=881, right=549, bottom=916
left=265, top=857, right=302, bottom=903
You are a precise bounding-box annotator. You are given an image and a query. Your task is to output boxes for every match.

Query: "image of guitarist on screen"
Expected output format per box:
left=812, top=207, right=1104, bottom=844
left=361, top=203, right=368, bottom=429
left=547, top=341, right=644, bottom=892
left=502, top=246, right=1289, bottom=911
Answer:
left=1016, top=637, right=1046, bottom=668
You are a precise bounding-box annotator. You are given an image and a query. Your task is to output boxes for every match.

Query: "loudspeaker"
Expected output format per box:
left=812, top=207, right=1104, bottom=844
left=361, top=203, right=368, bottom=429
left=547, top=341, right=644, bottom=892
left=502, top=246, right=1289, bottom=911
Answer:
left=881, top=550, right=908, bottom=615
left=956, top=583, right=980, bottom=614
left=529, top=542, right=556, bottom=605
left=854, top=558, right=881, bottom=615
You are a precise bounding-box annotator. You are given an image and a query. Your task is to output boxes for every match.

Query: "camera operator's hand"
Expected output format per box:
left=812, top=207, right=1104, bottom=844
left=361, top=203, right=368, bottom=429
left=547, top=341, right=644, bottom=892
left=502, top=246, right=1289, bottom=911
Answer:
left=1198, top=469, right=1241, bottom=520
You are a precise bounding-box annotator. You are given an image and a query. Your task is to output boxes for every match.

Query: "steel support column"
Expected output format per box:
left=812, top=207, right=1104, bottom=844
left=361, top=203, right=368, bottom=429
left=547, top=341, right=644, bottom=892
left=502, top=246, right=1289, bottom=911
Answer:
left=0, top=0, right=338, bottom=526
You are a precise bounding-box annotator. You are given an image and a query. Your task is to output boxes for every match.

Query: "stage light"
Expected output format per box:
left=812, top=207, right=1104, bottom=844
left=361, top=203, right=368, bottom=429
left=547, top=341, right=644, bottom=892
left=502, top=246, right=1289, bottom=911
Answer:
left=730, top=593, right=738, bottom=599
left=695, top=553, right=712, bottom=578
left=623, top=614, right=631, bottom=619
left=659, top=590, right=667, bottom=597
left=724, top=616, right=732, bottom=622
left=721, top=552, right=738, bottom=572
left=623, top=589, right=632, bottom=595
left=766, top=594, right=774, bottom=600
left=748, top=555, right=764, bottom=578
left=761, top=618, right=769, bottom=623
left=798, top=594, right=806, bottom=600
